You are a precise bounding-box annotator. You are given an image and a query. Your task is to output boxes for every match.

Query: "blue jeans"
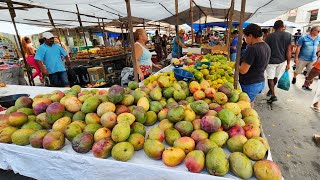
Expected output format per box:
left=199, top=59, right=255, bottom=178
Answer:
left=240, top=81, right=265, bottom=102
left=49, top=71, right=70, bottom=87
left=230, top=53, right=237, bottom=62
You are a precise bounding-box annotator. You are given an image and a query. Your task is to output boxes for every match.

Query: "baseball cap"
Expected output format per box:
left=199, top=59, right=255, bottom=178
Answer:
left=42, top=32, right=55, bottom=39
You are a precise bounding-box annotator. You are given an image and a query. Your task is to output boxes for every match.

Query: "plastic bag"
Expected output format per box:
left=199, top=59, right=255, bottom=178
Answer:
left=277, top=70, right=290, bottom=91
left=313, top=80, right=320, bottom=104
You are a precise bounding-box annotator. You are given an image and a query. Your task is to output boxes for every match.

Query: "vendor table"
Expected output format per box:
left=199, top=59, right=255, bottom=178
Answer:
left=71, top=53, right=130, bottom=67
left=0, top=85, right=273, bottom=180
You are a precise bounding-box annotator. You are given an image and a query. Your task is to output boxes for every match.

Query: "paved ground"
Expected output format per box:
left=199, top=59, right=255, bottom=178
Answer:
left=255, top=68, right=320, bottom=180
left=1, top=67, right=319, bottom=179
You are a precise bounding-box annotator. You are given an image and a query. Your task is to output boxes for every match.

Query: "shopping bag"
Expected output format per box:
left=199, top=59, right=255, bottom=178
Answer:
left=277, top=70, right=290, bottom=91
left=313, top=80, right=320, bottom=104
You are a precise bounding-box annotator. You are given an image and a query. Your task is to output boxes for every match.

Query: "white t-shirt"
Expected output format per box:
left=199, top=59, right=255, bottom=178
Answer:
left=115, top=40, right=122, bottom=47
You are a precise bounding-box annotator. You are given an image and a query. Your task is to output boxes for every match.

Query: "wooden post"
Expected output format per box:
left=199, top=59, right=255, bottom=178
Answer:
left=175, top=0, right=180, bottom=58
left=76, top=4, right=89, bottom=50
left=47, top=9, right=61, bottom=43
left=6, top=1, right=34, bottom=86
left=226, top=0, right=235, bottom=61
left=234, top=0, right=246, bottom=89
left=190, top=0, right=194, bottom=44
left=102, top=18, right=107, bottom=47
left=125, top=0, right=138, bottom=81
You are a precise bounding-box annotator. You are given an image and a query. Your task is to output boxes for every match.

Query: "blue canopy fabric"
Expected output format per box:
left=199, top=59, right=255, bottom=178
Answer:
left=189, top=22, right=252, bottom=32
left=96, top=32, right=120, bottom=38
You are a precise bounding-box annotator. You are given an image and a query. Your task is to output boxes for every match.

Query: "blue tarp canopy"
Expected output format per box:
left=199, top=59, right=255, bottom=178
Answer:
left=189, top=22, right=252, bottom=32
left=96, top=32, right=120, bottom=38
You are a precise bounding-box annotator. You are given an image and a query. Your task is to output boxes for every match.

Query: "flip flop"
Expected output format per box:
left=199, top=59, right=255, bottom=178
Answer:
left=310, top=105, right=320, bottom=112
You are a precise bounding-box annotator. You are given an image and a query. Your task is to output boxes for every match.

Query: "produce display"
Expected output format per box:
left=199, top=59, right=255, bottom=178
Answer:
left=75, top=47, right=124, bottom=59
left=0, top=77, right=282, bottom=179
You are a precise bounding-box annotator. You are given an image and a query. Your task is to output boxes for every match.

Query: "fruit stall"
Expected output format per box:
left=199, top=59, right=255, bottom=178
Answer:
left=0, top=53, right=282, bottom=180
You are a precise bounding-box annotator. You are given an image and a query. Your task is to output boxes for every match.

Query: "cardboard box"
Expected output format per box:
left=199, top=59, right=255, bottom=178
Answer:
left=87, top=67, right=105, bottom=84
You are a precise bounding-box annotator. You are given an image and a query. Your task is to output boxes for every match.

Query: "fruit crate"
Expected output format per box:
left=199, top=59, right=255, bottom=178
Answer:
left=87, top=67, right=106, bottom=84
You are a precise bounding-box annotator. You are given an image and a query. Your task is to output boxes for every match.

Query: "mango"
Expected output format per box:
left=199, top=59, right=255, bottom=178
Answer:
left=72, top=111, right=86, bottom=121
left=184, top=109, right=196, bottom=122
left=190, top=100, right=209, bottom=115
left=72, top=132, right=94, bottom=153
left=127, top=133, right=145, bottom=151
left=85, top=113, right=100, bottom=124
left=84, top=124, right=102, bottom=135
left=224, top=103, right=241, bottom=115
left=214, top=92, right=228, bottom=105
left=117, top=113, right=135, bottom=125
left=17, top=107, right=34, bottom=115
left=173, top=89, right=186, bottom=101
left=36, top=113, right=52, bottom=129
left=243, top=139, right=267, bottom=161
left=192, top=119, right=201, bottom=130
left=229, top=152, right=253, bottom=179
left=107, top=85, right=125, bottom=104
left=92, top=138, right=115, bottom=158
left=174, top=121, right=193, bottom=137
left=100, top=112, right=117, bottom=129
left=157, top=75, right=170, bottom=88
left=111, top=122, right=130, bottom=142
left=81, top=96, right=101, bottom=113
left=46, top=102, right=65, bottom=124
left=150, top=88, right=162, bottom=101
left=173, top=137, right=195, bottom=154
left=11, top=128, right=35, bottom=145
left=162, top=147, right=186, bottom=167
left=93, top=127, right=111, bottom=142
left=65, top=124, right=83, bottom=141
left=145, top=111, right=157, bottom=126
left=130, top=122, right=146, bottom=136
left=164, top=128, right=181, bottom=146
left=7, top=112, right=28, bottom=127
left=132, top=106, right=147, bottom=124
left=200, top=115, right=221, bottom=133
left=64, top=97, right=82, bottom=113
left=185, top=150, right=205, bottom=173
left=253, top=160, right=282, bottom=180
left=70, top=120, right=86, bottom=131
left=209, top=131, right=229, bottom=147
left=218, top=109, right=237, bottom=128
left=149, top=101, right=163, bottom=114
left=239, top=92, right=251, bottom=102
left=144, top=139, right=165, bottom=160
left=227, top=135, right=248, bottom=152
left=168, top=106, right=185, bottom=123
left=128, top=81, right=139, bottom=90
left=191, top=130, right=208, bottom=143
left=137, top=97, right=149, bottom=111
left=52, top=117, right=71, bottom=133
left=21, top=121, right=43, bottom=131
left=97, top=102, right=116, bottom=117
left=64, top=111, right=74, bottom=119
left=5, top=106, right=17, bottom=115
left=147, top=126, right=164, bottom=142
left=132, top=90, right=146, bottom=104
left=111, top=142, right=134, bottom=162
left=43, top=131, right=65, bottom=150
left=29, top=130, right=49, bottom=148
left=189, top=81, right=201, bottom=94
left=195, top=139, right=218, bottom=154
left=206, top=147, right=229, bottom=176
left=158, top=108, right=169, bottom=121
left=0, top=126, right=18, bottom=143
left=78, top=94, right=93, bottom=103
left=15, top=96, right=32, bottom=109
left=163, top=87, right=175, bottom=99
left=158, top=119, right=174, bottom=131
left=115, top=105, right=130, bottom=115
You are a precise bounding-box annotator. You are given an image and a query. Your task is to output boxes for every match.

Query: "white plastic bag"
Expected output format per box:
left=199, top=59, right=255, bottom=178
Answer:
left=313, top=80, right=320, bottom=104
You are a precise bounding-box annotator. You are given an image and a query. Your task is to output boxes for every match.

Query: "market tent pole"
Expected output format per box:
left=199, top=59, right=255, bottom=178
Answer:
left=226, top=0, right=235, bottom=61
left=234, top=0, right=246, bottom=89
left=6, top=0, right=34, bottom=86
left=61, top=29, right=69, bottom=46
left=175, top=0, right=180, bottom=58
left=47, top=9, right=61, bottom=43
left=143, top=19, right=145, bottom=30
left=102, top=19, right=107, bottom=47
left=76, top=4, right=89, bottom=50
left=190, top=0, right=194, bottom=44
left=125, top=0, right=138, bottom=82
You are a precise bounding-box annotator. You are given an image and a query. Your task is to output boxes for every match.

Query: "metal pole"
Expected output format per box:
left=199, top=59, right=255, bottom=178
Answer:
left=76, top=4, right=89, bottom=50
left=234, top=0, right=246, bottom=89
left=6, top=0, right=34, bottom=86
left=226, top=0, right=235, bottom=61
left=125, top=0, right=138, bottom=81
left=175, top=0, right=180, bottom=58
left=102, top=18, right=107, bottom=47
left=47, top=9, right=61, bottom=43
left=190, top=0, right=194, bottom=44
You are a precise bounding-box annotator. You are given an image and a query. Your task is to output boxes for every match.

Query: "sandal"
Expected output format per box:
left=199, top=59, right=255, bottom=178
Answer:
left=310, top=105, right=320, bottom=112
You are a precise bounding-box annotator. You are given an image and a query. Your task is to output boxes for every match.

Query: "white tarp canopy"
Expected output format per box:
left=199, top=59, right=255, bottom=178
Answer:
left=258, top=19, right=307, bottom=28
left=0, top=21, right=51, bottom=36
left=0, top=0, right=316, bottom=28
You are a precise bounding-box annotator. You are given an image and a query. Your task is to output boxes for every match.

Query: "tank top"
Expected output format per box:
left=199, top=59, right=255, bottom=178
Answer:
left=135, top=42, right=152, bottom=66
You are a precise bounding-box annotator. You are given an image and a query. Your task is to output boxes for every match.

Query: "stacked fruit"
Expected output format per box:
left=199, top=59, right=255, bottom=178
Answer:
left=0, top=80, right=281, bottom=179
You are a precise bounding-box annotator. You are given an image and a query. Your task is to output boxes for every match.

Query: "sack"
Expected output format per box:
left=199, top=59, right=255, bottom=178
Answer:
left=313, top=80, right=320, bottom=104
left=277, top=70, right=290, bottom=91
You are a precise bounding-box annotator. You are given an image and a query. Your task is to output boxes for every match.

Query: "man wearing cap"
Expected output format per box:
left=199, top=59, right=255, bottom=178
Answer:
left=35, top=32, right=70, bottom=87
left=265, top=20, right=292, bottom=103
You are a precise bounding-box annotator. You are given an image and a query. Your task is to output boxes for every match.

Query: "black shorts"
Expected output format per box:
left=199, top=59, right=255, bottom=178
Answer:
left=49, top=71, right=70, bottom=87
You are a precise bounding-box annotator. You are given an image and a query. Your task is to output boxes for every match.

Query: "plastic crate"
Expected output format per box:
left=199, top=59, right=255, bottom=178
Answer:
left=87, top=67, right=105, bottom=84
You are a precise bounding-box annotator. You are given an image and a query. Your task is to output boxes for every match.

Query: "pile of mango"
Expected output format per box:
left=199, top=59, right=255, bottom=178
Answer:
left=0, top=80, right=282, bottom=179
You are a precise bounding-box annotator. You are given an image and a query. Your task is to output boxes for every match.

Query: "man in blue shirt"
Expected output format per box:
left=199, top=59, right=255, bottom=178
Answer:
left=35, top=32, right=70, bottom=87
left=293, top=26, right=320, bottom=91
left=230, top=30, right=239, bottom=62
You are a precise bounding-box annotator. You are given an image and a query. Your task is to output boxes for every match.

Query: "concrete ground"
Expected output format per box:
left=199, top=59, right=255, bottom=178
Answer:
left=255, top=68, right=320, bottom=180
left=1, top=67, right=319, bottom=179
